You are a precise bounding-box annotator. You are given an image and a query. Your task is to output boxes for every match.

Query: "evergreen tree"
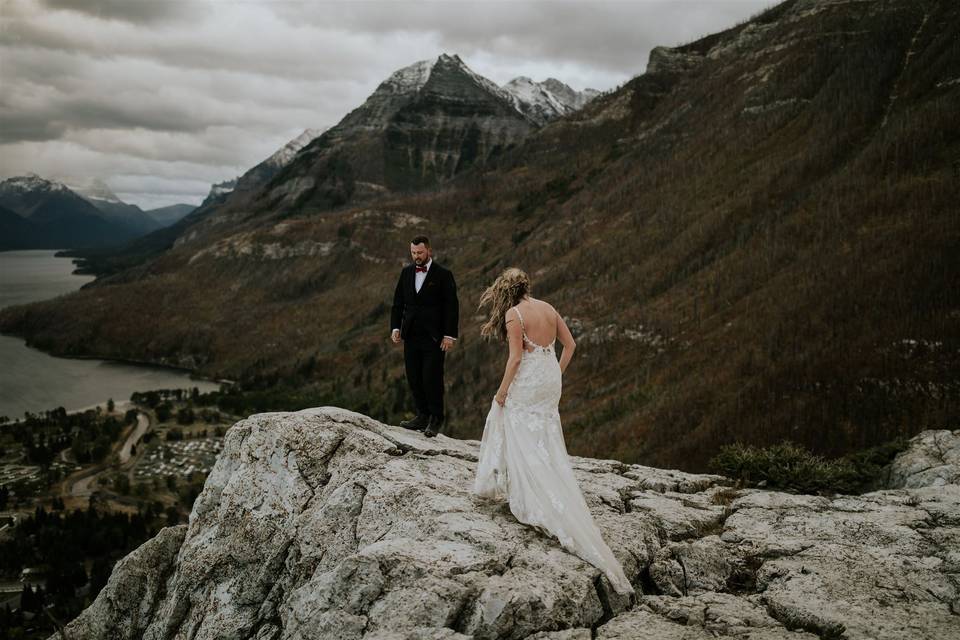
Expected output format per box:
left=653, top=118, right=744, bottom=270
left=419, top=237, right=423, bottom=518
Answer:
left=89, top=556, right=112, bottom=596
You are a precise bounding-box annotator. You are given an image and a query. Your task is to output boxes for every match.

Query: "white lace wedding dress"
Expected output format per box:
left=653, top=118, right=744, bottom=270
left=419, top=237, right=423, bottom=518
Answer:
left=472, top=306, right=634, bottom=595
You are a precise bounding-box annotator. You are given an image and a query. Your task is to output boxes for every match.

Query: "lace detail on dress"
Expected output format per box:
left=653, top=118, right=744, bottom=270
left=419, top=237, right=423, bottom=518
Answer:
left=472, top=303, right=635, bottom=596
left=514, top=305, right=556, bottom=356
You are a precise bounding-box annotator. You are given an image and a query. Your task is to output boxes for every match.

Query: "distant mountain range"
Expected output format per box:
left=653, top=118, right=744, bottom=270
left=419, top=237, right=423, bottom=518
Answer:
left=4, top=0, right=954, bottom=472
left=0, top=174, right=196, bottom=251
left=0, top=125, right=340, bottom=254
left=63, top=55, right=600, bottom=273
left=501, top=76, right=600, bottom=125
left=249, top=54, right=594, bottom=215
left=146, top=203, right=198, bottom=228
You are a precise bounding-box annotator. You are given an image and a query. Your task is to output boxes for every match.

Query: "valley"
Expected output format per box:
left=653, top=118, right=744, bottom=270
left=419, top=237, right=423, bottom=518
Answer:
left=1, top=0, right=957, bottom=473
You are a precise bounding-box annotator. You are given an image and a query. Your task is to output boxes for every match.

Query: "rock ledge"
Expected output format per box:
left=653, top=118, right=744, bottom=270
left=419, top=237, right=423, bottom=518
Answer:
left=53, top=411, right=960, bottom=640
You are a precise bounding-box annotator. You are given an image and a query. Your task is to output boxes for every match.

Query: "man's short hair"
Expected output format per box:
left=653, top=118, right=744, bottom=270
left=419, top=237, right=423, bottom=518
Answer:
left=410, top=235, right=430, bottom=247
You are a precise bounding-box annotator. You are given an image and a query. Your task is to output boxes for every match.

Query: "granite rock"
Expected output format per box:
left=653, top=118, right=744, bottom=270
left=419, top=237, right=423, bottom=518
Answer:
left=51, top=412, right=960, bottom=640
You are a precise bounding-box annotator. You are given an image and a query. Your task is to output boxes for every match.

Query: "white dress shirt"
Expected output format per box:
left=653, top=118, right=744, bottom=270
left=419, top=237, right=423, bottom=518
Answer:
left=414, top=258, right=432, bottom=292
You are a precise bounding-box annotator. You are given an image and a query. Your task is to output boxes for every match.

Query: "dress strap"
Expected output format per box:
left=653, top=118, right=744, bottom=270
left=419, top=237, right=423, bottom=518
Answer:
left=513, top=305, right=526, bottom=334
left=514, top=305, right=547, bottom=349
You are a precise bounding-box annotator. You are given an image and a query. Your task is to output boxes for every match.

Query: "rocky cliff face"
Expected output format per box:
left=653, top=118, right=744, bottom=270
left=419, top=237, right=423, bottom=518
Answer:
left=261, top=53, right=536, bottom=209
left=231, top=129, right=328, bottom=200
left=52, top=411, right=959, bottom=640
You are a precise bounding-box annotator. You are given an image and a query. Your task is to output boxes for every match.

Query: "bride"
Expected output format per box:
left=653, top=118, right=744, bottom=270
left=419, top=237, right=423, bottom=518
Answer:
left=472, top=267, right=634, bottom=596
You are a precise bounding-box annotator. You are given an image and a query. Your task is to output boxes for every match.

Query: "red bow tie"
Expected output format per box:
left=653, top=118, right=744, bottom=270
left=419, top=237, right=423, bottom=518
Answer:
left=415, top=265, right=428, bottom=272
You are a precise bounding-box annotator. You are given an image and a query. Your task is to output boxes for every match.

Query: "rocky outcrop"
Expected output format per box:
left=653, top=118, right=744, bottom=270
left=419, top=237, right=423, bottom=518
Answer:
left=884, top=429, right=960, bottom=489
left=52, top=411, right=960, bottom=640
left=645, top=46, right=705, bottom=75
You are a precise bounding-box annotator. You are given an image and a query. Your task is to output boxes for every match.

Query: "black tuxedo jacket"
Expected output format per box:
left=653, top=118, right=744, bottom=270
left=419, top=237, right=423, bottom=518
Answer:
left=391, top=261, right=459, bottom=341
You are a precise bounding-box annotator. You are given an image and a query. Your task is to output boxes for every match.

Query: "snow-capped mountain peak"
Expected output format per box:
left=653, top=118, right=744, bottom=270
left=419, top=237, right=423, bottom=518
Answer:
left=0, top=173, right=71, bottom=194
left=503, top=77, right=567, bottom=118
left=541, top=78, right=601, bottom=110
left=440, top=54, right=514, bottom=103
left=56, top=176, right=123, bottom=204
left=380, top=59, right=434, bottom=95
left=264, top=128, right=325, bottom=169
left=501, top=76, right=599, bottom=125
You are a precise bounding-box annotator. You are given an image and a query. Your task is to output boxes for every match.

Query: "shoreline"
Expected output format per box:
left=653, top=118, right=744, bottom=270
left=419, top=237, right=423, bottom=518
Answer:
left=65, top=398, right=134, bottom=415
left=0, top=251, right=233, bottom=427
left=0, top=344, right=232, bottom=427
left=0, top=329, right=233, bottom=386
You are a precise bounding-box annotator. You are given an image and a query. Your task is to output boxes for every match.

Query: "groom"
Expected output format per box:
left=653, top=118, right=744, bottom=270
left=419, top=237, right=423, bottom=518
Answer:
left=390, top=235, right=459, bottom=437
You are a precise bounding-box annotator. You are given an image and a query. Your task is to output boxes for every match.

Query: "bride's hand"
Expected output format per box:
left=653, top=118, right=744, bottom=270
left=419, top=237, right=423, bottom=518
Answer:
left=494, top=391, right=507, bottom=406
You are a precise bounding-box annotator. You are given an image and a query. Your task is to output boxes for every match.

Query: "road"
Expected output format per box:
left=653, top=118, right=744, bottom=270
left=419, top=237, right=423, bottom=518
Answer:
left=60, top=410, right=150, bottom=498
left=119, top=412, right=150, bottom=465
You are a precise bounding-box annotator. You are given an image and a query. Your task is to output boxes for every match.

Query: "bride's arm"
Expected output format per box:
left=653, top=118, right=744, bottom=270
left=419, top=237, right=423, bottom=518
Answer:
left=494, top=308, right=524, bottom=405
left=556, top=311, right=576, bottom=374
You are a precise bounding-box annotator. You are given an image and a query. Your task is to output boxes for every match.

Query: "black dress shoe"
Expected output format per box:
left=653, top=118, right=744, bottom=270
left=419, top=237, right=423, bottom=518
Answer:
left=400, top=414, right=429, bottom=431
left=424, top=415, right=443, bottom=438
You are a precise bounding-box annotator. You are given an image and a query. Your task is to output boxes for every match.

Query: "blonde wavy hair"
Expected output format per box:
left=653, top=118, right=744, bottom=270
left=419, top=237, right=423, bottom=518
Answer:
left=478, top=267, right=530, bottom=341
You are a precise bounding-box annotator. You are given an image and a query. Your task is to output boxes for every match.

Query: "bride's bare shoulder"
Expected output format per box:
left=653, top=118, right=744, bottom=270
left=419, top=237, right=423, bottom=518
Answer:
left=525, top=296, right=559, bottom=318
left=537, top=298, right=559, bottom=315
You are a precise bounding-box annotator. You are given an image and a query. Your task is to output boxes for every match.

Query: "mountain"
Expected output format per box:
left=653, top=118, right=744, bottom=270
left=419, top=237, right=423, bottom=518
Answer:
left=199, top=177, right=238, bottom=209
left=39, top=57, right=562, bottom=272
left=502, top=76, right=599, bottom=125
left=58, top=176, right=166, bottom=237
left=0, top=174, right=86, bottom=218
left=144, top=203, right=196, bottom=227
left=1, top=0, right=958, bottom=472
left=111, top=53, right=541, bottom=257
left=195, top=129, right=325, bottom=213
left=0, top=203, right=42, bottom=250
left=44, top=410, right=960, bottom=639
left=541, top=77, right=601, bottom=110
left=0, top=174, right=139, bottom=249
left=56, top=129, right=325, bottom=277
left=249, top=53, right=537, bottom=215
left=215, top=128, right=326, bottom=206
left=263, top=128, right=325, bottom=170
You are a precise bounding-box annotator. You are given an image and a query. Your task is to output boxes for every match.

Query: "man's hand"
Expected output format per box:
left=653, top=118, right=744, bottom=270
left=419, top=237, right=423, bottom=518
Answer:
left=391, top=329, right=401, bottom=344
left=440, top=336, right=456, bottom=352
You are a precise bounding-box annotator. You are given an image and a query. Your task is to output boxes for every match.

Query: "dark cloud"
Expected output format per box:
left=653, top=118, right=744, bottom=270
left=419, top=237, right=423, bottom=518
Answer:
left=0, top=115, right=68, bottom=144
left=273, top=1, right=776, bottom=77
left=0, top=95, right=211, bottom=144
left=41, top=0, right=201, bottom=25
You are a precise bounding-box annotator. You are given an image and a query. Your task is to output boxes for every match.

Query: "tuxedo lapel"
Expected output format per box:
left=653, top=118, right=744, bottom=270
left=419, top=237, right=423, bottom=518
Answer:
left=406, top=266, right=417, bottom=297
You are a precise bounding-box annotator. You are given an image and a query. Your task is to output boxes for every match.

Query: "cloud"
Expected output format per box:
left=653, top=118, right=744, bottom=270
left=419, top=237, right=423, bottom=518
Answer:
left=1, top=0, right=775, bottom=208
left=41, top=0, right=203, bottom=25
left=270, top=1, right=777, bottom=82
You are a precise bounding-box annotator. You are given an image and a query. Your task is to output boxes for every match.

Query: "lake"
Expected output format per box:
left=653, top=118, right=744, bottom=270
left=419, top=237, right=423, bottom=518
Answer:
left=0, top=250, right=221, bottom=420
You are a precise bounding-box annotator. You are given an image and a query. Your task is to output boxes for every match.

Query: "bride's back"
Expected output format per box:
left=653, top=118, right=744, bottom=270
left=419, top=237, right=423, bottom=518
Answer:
left=515, top=297, right=557, bottom=349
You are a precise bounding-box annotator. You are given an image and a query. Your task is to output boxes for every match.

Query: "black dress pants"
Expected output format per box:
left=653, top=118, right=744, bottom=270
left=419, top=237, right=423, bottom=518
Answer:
left=403, top=333, right=445, bottom=421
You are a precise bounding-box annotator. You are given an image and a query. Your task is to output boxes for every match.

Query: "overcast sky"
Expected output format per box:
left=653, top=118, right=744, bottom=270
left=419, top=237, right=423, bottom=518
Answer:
left=0, top=0, right=775, bottom=210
